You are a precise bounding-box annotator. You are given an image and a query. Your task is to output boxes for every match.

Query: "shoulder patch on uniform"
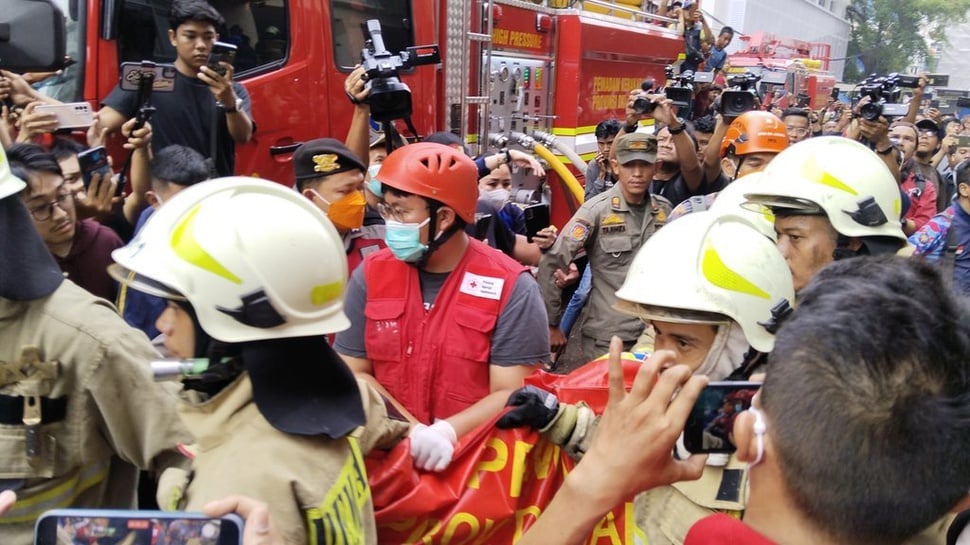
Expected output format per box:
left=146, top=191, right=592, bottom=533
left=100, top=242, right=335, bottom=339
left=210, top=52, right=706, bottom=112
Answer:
left=570, top=221, right=590, bottom=241
left=611, top=196, right=622, bottom=210
left=654, top=208, right=668, bottom=224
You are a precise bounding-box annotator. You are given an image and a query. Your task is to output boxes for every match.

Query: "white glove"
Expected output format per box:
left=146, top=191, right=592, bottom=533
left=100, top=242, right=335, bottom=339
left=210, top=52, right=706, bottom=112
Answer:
left=409, top=419, right=457, bottom=472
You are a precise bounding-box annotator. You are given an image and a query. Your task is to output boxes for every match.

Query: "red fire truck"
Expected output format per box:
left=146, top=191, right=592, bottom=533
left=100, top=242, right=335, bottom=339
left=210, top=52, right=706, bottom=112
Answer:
left=38, top=0, right=683, bottom=226
left=726, top=31, right=837, bottom=110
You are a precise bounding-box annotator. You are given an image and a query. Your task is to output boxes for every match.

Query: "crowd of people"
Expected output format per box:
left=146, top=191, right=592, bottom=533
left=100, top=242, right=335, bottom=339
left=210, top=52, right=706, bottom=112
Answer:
left=3, top=0, right=970, bottom=544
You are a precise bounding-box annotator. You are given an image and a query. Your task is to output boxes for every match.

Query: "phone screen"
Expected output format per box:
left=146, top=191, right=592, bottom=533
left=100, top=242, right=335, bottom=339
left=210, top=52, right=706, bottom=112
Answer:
left=683, top=381, right=760, bottom=454
left=35, top=511, right=242, bottom=545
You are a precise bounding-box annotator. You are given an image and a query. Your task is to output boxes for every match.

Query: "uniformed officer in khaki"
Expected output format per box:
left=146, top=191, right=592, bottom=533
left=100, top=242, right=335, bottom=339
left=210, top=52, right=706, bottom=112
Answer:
left=538, top=132, right=672, bottom=363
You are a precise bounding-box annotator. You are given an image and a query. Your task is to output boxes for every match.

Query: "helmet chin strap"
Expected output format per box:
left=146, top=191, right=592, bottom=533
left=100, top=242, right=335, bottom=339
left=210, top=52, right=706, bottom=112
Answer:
left=414, top=203, right=461, bottom=269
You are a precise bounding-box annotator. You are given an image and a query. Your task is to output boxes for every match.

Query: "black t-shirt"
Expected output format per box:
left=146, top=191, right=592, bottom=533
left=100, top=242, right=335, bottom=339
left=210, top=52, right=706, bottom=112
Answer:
left=102, top=71, right=252, bottom=177
left=650, top=172, right=700, bottom=208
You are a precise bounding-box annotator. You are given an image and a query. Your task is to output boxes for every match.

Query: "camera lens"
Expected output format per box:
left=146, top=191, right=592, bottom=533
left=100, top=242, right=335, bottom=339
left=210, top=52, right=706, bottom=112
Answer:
left=860, top=102, right=882, bottom=122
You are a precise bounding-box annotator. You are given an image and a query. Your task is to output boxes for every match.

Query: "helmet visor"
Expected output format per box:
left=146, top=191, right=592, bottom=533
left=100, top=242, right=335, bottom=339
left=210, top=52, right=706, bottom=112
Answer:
left=108, top=263, right=187, bottom=301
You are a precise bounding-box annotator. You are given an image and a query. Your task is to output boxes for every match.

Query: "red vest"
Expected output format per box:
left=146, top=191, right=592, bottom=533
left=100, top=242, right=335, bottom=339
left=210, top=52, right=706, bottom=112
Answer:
left=363, top=238, right=525, bottom=424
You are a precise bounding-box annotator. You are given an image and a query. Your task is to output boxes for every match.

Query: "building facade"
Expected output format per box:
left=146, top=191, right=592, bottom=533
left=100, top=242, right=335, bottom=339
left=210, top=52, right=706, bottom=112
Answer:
left=705, top=0, right=851, bottom=80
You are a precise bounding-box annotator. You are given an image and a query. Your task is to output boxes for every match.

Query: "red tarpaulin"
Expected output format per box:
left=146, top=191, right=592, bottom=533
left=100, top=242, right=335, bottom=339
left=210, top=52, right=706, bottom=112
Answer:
left=366, top=355, right=647, bottom=544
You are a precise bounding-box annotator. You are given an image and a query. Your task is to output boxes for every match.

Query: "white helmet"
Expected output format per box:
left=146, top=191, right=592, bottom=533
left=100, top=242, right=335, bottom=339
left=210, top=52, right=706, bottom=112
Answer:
left=615, top=211, right=794, bottom=354
left=0, top=146, right=26, bottom=200
left=742, top=137, right=906, bottom=243
left=110, top=177, right=350, bottom=342
left=707, top=172, right=776, bottom=240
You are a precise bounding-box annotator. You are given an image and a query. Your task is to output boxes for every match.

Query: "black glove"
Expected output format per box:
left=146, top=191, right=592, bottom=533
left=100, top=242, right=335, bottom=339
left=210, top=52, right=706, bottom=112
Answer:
left=496, top=385, right=560, bottom=429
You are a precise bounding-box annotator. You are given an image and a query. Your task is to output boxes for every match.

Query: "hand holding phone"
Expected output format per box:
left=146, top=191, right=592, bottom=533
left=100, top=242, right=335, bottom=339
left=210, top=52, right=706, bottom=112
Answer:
left=207, top=41, right=238, bottom=77
left=32, top=102, right=93, bottom=130
left=524, top=203, right=550, bottom=243
left=683, top=381, right=761, bottom=454
left=76, top=146, right=112, bottom=190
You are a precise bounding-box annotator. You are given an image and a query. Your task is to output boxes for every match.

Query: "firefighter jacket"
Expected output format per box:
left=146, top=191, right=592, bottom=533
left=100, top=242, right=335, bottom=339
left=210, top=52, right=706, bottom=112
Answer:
left=0, top=280, right=189, bottom=544
left=537, top=184, right=672, bottom=342
left=635, top=457, right=747, bottom=545
left=363, top=239, right=526, bottom=424
left=164, top=373, right=409, bottom=545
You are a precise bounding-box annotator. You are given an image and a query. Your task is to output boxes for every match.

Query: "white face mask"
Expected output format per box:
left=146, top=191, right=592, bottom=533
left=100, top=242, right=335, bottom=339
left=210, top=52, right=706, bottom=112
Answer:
left=480, top=187, right=510, bottom=209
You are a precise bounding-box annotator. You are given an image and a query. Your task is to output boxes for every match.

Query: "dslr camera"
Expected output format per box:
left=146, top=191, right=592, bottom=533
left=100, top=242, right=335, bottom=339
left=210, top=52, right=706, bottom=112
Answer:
left=719, top=73, right=760, bottom=117
left=360, top=20, right=440, bottom=121
left=855, top=73, right=919, bottom=121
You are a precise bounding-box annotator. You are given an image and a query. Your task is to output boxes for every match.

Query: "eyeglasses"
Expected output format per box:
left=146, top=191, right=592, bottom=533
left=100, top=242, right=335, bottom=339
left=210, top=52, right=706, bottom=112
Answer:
left=786, top=126, right=810, bottom=137
left=377, top=202, right=429, bottom=223
left=28, top=192, right=74, bottom=222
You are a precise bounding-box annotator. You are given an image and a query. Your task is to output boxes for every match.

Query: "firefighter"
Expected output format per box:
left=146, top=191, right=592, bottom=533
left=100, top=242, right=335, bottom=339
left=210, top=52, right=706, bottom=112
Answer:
left=501, top=210, right=795, bottom=545
left=742, top=136, right=909, bottom=291
left=538, top=132, right=672, bottom=361
left=109, top=178, right=408, bottom=545
left=0, top=146, right=189, bottom=543
left=292, top=138, right=385, bottom=272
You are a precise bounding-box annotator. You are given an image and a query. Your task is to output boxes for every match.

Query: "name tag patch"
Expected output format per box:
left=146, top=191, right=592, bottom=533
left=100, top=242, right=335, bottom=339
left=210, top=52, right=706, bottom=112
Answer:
left=459, top=272, right=505, bottom=300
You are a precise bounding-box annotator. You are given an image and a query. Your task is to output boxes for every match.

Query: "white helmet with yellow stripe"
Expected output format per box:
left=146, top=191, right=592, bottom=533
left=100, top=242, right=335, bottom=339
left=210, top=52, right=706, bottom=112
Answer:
left=707, top=172, right=775, bottom=240
left=110, top=177, right=350, bottom=342
left=0, top=145, right=26, bottom=199
left=742, top=136, right=906, bottom=244
left=615, top=211, right=793, bottom=355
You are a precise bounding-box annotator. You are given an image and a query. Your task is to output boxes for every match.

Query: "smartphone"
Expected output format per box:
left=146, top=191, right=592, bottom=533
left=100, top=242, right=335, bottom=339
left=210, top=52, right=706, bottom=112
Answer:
left=34, top=509, right=244, bottom=545
left=119, top=62, right=177, bottom=93
left=683, top=381, right=760, bottom=454
left=207, top=41, right=238, bottom=76
left=474, top=213, right=492, bottom=241
left=76, top=146, right=112, bottom=190
left=523, top=203, right=550, bottom=242
left=931, top=99, right=941, bottom=109
left=33, top=102, right=93, bottom=129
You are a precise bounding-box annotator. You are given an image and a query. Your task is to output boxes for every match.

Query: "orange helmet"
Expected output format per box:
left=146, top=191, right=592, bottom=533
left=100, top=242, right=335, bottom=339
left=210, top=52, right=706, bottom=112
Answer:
left=375, top=142, right=479, bottom=223
left=719, top=111, right=789, bottom=158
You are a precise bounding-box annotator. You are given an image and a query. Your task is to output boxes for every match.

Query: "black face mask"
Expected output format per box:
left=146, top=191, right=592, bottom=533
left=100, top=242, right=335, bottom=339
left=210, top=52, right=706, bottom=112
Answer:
left=0, top=197, right=63, bottom=300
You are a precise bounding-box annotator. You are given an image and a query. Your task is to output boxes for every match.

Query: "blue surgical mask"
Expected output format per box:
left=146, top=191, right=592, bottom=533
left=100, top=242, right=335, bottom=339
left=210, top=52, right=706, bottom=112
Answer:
left=384, top=218, right=430, bottom=262
left=366, top=164, right=383, bottom=198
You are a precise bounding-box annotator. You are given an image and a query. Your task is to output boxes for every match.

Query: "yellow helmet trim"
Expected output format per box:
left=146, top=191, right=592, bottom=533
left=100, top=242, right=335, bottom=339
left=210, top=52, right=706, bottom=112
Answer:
left=311, top=280, right=344, bottom=306
left=701, top=242, right=770, bottom=300
left=171, top=204, right=243, bottom=285
left=803, top=154, right=858, bottom=196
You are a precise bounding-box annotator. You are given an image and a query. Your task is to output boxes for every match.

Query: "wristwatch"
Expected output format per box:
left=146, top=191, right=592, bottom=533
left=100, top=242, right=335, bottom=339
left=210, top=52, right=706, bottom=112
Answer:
left=223, top=96, right=243, bottom=113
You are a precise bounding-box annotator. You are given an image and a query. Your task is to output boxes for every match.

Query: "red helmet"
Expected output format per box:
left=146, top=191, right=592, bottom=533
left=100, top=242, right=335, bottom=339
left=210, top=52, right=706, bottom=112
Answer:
left=719, top=111, right=789, bottom=158
left=375, top=142, right=479, bottom=223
